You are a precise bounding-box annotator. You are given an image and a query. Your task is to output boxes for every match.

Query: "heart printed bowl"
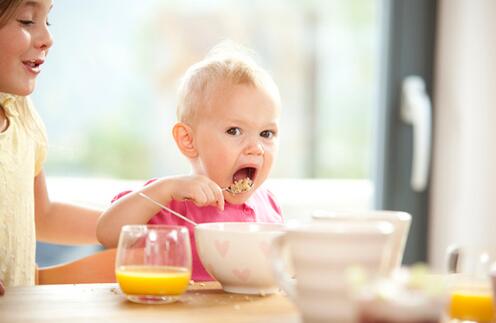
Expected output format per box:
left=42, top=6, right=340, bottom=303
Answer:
left=194, top=222, right=285, bottom=295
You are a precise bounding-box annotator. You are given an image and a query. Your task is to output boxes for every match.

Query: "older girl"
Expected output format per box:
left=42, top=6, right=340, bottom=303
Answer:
left=0, top=0, right=100, bottom=293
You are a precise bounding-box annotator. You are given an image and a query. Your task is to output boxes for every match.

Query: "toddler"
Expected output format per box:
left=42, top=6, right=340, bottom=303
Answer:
left=97, top=43, right=284, bottom=281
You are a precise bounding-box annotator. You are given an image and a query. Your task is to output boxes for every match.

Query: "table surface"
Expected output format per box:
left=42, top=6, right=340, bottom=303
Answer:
left=0, top=282, right=300, bottom=323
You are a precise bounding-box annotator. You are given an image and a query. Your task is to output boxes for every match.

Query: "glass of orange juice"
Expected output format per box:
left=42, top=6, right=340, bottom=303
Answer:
left=445, top=246, right=496, bottom=322
left=115, top=225, right=192, bottom=304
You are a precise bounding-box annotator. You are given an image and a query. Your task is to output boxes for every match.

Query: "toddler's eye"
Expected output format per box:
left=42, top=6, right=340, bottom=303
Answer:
left=226, top=127, right=241, bottom=136
left=260, top=130, right=276, bottom=139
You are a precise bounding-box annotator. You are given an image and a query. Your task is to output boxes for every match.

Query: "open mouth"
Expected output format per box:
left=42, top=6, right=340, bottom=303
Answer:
left=232, top=167, right=257, bottom=184
left=227, top=167, right=257, bottom=194
left=23, top=59, right=43, bottom=73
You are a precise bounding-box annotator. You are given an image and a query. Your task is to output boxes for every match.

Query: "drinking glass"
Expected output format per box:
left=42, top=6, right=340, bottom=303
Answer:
left=115, top=225, right=192, bottom=304
left=445, top=245, right=496, bottom=321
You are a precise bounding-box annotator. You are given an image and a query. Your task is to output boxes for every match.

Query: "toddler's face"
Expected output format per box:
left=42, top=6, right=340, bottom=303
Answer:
left=192, top=83, right=280, bottom=204
left=0, top=0, right=53, bottom=96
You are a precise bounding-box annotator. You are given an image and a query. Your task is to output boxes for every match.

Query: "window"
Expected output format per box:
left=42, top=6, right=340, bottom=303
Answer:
left=34, top=0, right=383, bottom=266
left=35, top=0, right=379, bottom=180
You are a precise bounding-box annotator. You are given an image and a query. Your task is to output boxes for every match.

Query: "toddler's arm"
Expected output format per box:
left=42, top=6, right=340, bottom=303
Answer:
left=34, top=171, right=101, bottom=245
left=96, top=175, right=224, bottom=248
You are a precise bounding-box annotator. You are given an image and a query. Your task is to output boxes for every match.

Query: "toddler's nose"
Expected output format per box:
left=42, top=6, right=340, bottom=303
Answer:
left=244, top=142, right=264, bottom=156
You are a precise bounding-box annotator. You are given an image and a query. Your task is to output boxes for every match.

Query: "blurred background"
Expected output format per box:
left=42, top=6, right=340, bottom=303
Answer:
left=33, top=0, right=496, bottom=272
left=35, top=0, right=378, bottom=180
left=34, top=0, right=380, bottom=266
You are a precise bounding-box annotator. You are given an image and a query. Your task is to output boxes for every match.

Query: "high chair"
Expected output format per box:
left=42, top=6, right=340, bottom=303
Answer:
left=36, top=248, right=117, bottom=285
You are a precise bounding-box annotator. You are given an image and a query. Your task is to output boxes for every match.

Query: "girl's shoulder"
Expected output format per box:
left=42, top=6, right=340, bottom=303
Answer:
left=1, top=93, right=35, bottom=117
left=1, top=93, right=47, bottom=137
left=0, top=93, right=48, bottom=175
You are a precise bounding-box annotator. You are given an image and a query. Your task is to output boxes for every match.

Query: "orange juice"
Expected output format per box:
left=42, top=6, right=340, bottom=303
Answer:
left=116, top=265, right=191, bottom=296
left=449, top=289, right=494, bottom=322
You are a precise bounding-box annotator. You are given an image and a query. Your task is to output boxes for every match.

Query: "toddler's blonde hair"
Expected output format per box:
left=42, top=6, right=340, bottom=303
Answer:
left=176, top=41, right=280, bottom=124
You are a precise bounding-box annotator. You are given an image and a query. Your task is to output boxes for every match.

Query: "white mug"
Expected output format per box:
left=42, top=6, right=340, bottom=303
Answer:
left=446, top=244, right=496, bottom=276
left=312, top=210, right=411, bottom=275
left=271, top=221, right=394, bottom=323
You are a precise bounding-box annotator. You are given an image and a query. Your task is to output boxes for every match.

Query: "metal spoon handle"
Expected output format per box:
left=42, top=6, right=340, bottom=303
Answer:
left=138, top=192, right=198, bottom=226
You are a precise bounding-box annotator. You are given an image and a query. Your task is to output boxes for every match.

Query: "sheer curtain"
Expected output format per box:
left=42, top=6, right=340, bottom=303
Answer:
left=429, top=0, right=496, bottom=269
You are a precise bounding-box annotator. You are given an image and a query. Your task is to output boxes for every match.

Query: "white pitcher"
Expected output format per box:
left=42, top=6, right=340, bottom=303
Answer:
left=271, top=221, right=395, bottom=323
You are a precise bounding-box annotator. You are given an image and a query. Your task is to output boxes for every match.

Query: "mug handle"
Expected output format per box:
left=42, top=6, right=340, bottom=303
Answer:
left=446, top=244, right=461, bottom=273
left=271, top=234, right=296, bottom=300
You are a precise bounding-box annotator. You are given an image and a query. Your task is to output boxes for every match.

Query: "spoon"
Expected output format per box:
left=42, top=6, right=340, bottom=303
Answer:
left=138, top=179, right=253, bottom=226
left=138, top=192, right=198, bottom=226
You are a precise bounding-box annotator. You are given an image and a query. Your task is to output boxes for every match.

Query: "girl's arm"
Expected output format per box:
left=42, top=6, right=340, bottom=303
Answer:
left=34, top=171, right=101, bottom=245
left=96, top=175, right=224, bottom=249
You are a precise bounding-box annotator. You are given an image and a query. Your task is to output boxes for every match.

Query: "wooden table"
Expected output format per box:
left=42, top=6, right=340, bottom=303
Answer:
left=0, top=282, right=300, bottom=322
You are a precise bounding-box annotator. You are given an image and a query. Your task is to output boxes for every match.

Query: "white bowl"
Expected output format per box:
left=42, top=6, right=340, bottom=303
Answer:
left=312, top=210, right=411, bottom=274
left=194, top=222, right=285, bottom=295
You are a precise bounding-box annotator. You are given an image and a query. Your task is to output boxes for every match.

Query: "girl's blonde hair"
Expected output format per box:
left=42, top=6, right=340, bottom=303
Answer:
left=176, top=41, right=280, bottom=125
left=0, top=0, right=23, bottom=28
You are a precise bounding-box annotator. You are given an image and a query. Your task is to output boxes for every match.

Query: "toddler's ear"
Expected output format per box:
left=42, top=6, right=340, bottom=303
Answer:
left=172, top=122, right=198, bottom=158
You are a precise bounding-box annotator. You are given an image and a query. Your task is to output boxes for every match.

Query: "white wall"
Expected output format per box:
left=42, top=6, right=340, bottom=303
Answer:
left=429, top=0, right=496, bottom=270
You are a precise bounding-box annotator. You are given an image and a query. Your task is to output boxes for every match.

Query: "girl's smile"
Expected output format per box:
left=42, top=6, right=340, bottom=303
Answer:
left=0, top=0, right=53, bottom=96
left=22, top=58, right=45, bottom=75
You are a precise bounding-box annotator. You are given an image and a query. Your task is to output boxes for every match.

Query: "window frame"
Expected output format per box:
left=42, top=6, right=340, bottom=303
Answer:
left=373, top=0, right=438, bottom=264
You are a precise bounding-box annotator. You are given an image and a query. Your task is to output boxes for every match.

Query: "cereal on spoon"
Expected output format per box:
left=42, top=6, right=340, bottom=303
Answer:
left=225, top=178, right=254, bottom=194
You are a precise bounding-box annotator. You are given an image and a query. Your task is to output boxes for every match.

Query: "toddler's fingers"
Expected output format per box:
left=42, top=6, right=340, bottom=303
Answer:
left=205, top=181, right=224, bottom=210
left=200, top=184, right=223, bottom=210
left=215, top=187, right=224, bottom=210
left=191, top=188, right=209, bottom=207
left=0, top=279, right=5, bottom=296
left=199, top=185, right=215, bottom=203
left=181, top=184, right=206, bottom=205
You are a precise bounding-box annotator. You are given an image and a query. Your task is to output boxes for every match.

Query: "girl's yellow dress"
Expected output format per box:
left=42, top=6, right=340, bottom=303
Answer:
left=0, top=93, right=47, bottom=286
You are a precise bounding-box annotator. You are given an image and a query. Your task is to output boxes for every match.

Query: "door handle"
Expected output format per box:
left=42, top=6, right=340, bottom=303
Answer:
left=400, top=76, right=432, bottom=192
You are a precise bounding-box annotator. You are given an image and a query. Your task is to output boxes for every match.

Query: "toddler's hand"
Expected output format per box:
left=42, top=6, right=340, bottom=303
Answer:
left=0, top=279, right=5, bottom=296
left=170, top=175, right=225, bottom=210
